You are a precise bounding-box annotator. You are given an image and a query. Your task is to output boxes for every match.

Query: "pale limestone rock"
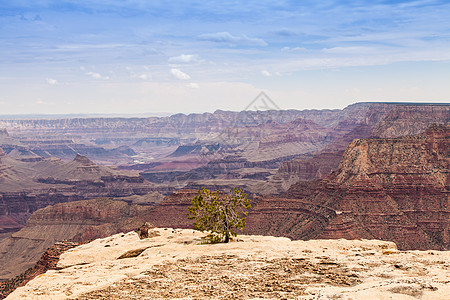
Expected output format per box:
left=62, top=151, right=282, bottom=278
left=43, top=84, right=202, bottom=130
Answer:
left=7, top=228, right=450, bottom=300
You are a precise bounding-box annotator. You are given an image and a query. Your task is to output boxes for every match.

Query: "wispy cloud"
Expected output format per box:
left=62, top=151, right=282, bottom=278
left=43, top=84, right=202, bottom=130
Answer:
left=273, top=29, right=299, bottom=37
left=281, top=47, right=308, bottom=52
left=86, top=72, right=110, bottom=80
left=46, top=78, right=58, bottom=85
left=168, top=54, right=201, bottom=64
left=137, top=74, right=150, bottom=80
left=170, top=68, right=191, bottom=80
left=198, top=32, right=267, bottom=46
left=1, top=0, right=450, bottom=114
left=322, top=46, right=379, bottom=54
left=187, top=83, right=199, bottom=89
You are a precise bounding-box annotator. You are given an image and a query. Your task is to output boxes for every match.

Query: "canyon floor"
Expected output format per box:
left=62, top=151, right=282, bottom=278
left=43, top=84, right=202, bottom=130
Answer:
left=6, top=228, right=450, bottom=300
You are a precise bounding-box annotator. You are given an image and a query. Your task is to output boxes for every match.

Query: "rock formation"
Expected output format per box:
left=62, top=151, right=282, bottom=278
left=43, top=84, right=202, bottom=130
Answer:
left=0, top=241, right=79, bottom=299
left=273, top=103, right=449, bottom=189
left=285, top=124, right=449, bottom=250
left=275, top=150, right=345, bottom=189
left=143, top=124, right=449, bottom=250
left=1, top=103, right=449, bottom=192
left=6, top=228, right=450, bottom=299
left=0, top=197, right=160, bottom=281
left=0, top=154, right=155, bottom=235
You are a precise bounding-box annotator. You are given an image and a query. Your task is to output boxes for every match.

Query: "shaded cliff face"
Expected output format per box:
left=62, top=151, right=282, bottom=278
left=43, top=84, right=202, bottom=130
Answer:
left=275, top=151, right=345, bottom=189
left=0, top=197, right=159, bottom=281
left=286, top=124, right=449, bottom=250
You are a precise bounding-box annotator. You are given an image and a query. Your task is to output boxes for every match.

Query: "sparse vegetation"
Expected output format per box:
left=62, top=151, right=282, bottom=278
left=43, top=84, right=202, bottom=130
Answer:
left=187, top=187, right=251, bottom=243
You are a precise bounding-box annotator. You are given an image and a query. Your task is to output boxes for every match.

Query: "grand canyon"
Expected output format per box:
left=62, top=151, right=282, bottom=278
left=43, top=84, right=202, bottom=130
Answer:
left=0, top=102, right=449, bottom=298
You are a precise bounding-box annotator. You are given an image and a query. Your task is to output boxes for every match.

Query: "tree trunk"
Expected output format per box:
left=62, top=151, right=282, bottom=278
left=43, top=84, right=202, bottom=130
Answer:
left=224, top=233, right=230, bottom=243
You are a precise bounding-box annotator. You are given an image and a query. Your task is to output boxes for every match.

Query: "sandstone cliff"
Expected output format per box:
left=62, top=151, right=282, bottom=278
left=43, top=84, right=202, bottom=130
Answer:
left=274, top=103, right=449, bottom=188
left=6, top=229, right=450, bottom=299
left=286, top=124, right=449, bottom=250
left=372, top=103, right=450, bottom=138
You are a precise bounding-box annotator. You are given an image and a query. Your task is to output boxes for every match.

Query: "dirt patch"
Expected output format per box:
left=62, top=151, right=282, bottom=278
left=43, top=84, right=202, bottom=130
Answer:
left=79, top=255, right=360, bottom=299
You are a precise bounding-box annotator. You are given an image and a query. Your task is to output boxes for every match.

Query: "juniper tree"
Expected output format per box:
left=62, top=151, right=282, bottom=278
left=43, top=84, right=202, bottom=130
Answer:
left=187, top=187, right=251, bottom=243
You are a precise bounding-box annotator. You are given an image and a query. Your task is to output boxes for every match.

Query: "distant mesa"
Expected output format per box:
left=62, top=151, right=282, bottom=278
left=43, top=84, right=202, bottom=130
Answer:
left=73, top=153, right=95, bottom=165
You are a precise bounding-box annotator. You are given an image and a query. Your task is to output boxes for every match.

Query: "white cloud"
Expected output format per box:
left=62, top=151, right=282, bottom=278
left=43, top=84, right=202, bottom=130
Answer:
left=170, top=68, right=191, bottom=80
left=281, top=47, right=307, bottom=52
left=198, top=32, right=267, bottom=46
left=322, top=46, right=377, bottom=54
left=138, top=74, right=150, bottom=80
left=168, top=54, right=200, bottom=63
left=187, top=83, right=199, bottom=89
left=86, top=72, right=110, bottom=80
left=46, top=78, right=58, bottom=85
left=261, top=70, right=272, bottom=77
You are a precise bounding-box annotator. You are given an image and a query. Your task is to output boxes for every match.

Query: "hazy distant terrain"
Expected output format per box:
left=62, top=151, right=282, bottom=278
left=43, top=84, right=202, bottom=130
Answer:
left=0, top=102, right=449, bottom=283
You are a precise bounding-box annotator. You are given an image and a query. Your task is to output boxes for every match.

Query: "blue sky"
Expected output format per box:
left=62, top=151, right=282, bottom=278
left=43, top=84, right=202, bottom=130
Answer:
left=1, top=0, right=449, bottom=114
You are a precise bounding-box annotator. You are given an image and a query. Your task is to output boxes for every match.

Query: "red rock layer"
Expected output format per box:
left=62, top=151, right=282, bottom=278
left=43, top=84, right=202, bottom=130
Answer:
left=145, top=189, right=337, bottom=242
left=0, top=154, right=155, bottom=234
left=146, top=190, right=198, bottom=229
left=0, top=197, right=158, bottom=281
left=286, top=124, right=449, bottom=250
left=276, top=151, right=345, bottom=182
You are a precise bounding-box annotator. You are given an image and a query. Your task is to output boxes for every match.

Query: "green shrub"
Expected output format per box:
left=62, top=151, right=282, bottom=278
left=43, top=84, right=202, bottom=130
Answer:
left=187, top=187, right=251, bottom=243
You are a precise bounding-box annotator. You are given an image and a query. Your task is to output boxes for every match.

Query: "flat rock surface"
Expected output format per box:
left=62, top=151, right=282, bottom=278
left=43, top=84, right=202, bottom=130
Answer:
left=7, top=228, right=450, bottom=299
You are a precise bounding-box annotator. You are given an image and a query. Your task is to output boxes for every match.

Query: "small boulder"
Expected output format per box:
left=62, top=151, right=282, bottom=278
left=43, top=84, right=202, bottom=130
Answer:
left=136, top=222, right=155, bottom=239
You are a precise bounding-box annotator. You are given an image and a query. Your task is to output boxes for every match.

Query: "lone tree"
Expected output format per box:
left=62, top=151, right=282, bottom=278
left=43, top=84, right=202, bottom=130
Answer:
left=187, top=187, right=251, bottom=243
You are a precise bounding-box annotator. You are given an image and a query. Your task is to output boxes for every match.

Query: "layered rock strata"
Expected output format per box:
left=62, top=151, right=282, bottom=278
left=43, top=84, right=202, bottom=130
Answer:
left=0, top=197, right=158, bottom=280
left=286, top=124, right=449, bottom=250
left=146, top=125, right=449, bottom=250
left=0, top=154, right=155, bottom=234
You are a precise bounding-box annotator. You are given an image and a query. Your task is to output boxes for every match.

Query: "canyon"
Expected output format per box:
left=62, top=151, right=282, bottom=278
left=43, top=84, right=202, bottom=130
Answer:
left=136, top=124, right=450, bottom=251
left=0, top=197, right=160, bottom=281
left=0, top=151, right=156, bottom=236
left=0, top=102, right=449, bottom=286
left=1, top=103, right=449, bottom=195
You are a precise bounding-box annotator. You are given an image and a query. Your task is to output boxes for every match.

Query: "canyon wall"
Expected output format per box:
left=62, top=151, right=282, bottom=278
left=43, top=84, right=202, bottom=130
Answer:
left=286, top=124, right=449, bottom=250
left=0, top=153, right=155, bottom=235
left=0, top=197, right=158, bottom=281
left=146, top=124, right=449, bottom=250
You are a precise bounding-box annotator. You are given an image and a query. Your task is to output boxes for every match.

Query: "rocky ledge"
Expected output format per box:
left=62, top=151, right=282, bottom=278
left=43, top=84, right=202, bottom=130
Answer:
left=6, top=228, right=450, bottom=299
